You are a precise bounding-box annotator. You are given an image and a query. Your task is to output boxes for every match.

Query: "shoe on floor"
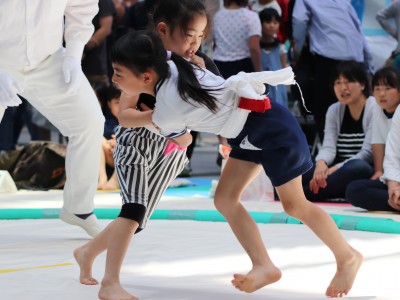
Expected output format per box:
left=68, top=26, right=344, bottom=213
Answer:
left=59, top=209, right=101, bottom=238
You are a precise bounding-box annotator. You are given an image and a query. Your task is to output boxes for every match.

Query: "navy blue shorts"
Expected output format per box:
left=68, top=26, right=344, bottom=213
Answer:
left=228, top=100, right=313, bottom=187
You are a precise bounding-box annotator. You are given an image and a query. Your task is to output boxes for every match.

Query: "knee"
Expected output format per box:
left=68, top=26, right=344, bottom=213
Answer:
left=345, top=180, right=364, bottom=205
left=213, top=190, right=235, bottom=214
left=213, top=194, right=225, bottom=213
left=280, top=198, right=307, bottom=220
left=342, top=159, right=372, bottom=175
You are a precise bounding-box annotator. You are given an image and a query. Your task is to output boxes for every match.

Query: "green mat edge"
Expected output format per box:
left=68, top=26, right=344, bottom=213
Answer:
left=0, top=208, right=399, bottom=234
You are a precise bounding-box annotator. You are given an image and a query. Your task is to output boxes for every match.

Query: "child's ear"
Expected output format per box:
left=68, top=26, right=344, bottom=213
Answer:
left=157, top=22, right=168, bottom=36
left=142, top=72, right=153, bottom=84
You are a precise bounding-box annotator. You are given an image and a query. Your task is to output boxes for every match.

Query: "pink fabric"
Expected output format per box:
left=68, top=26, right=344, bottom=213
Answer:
left=164, top=141, right=186, bottom=156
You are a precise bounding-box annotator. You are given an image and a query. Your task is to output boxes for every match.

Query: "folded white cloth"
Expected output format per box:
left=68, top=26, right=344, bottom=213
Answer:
left=225, top=67, right=295, bottom=100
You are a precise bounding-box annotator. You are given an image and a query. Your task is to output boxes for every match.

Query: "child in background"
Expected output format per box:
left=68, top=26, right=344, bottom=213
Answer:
left=108, top=30, right=363, bottom=298
left=259, top=7, right=288, bottom=107
left=73, top=1, right=221, bottom=299
left=346, top=66, right=400, bottom=211
left=96, top=85, right=120, bottom=190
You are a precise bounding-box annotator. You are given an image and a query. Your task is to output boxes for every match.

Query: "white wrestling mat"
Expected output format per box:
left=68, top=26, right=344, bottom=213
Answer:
left=0, top=185, right=399, bottom=300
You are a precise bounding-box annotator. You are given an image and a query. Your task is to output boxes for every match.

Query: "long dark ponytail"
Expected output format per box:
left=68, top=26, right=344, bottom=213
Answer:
left=111, top=30, right=219, bottom=112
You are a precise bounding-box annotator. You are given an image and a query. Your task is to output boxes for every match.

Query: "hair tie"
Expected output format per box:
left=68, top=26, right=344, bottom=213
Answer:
left=166, top=50, right=172, bottom=60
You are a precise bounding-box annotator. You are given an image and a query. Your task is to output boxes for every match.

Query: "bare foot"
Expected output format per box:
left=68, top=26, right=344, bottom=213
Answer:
left=98, top=283, right=138, bottom=300
left=231, top=264, right=282, bottom=293
left=326, top=248, right=363, bottom=297
left=73, top=246, right=98, bottom=285
left=97, top=180, right=107, bottom=190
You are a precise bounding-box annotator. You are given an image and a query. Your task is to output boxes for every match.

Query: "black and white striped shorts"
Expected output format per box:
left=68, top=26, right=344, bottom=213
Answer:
left=114, top=126, right=188, bottom=229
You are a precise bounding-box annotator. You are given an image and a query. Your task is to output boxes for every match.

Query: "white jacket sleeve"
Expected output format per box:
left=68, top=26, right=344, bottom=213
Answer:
left=64, top=0, right=99, bottom=58
left=315, top=103, right=339, bottom=166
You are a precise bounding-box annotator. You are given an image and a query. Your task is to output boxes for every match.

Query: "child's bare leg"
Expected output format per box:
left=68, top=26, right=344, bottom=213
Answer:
left=276, top=176, right=363, bottom=297
left=98, top=149, right=108, bottom=190
left=103, top=171, right=119, bottom=190
left=98, top=217, right=139, bottom=300
left=214, top=158, right=282, bottom=293
left=74, top=219, right=116, bottom=284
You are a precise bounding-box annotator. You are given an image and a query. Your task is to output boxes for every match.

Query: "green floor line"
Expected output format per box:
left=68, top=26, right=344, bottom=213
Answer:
left=0, top=208, right=399, bottom=234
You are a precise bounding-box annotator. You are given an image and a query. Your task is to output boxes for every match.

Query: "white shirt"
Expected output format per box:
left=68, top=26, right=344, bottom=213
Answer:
left=372, top=106, right=393, bottom=144
left=0, top=0, right=98, bottom=70
left=153, top=61, right=247, bottom=139
left=212, top=7, right=261, bottom=62
left=382, top=105, right=400, bottom=183
left=152, top=62, right=295, bottom=139
left=250, top=1, right=282, bottom=15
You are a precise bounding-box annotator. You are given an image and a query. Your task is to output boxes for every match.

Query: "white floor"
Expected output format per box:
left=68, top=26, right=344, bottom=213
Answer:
left=0, top=189, right=400, bottom=300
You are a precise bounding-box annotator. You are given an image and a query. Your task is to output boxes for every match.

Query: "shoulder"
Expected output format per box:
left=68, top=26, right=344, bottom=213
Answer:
left=99, top=0, right=116, bottom=14
left=328, top=101, right=342, bottom=113
left=167, top=60, right=178, bottom=78
left=365, top=96, right=378, bottom=113
left=196, top=51, right=221, bottom=76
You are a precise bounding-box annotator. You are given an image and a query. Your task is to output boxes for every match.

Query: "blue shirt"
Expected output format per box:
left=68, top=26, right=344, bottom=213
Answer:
left=292, top=0, right=373, bottom=73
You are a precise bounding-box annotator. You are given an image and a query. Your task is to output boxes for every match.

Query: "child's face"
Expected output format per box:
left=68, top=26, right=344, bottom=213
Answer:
left=159, top=14, right=207, bottom=60
left=111, top=63, right=145, bottom=97
left=261, top=19, right=280, bottom=38
left=333, top=75, right=365, bottom=105
left=108, top=97, right=120, bottom=118
left=373, top=83, right=400, bottom=113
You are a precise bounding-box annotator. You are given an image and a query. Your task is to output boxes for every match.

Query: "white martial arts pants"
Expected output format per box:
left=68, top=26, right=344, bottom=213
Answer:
left=0, top=49, right=104, bottom=214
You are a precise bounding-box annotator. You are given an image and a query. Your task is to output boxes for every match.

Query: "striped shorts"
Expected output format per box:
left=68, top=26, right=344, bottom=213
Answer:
left=114, top=126, right=188, bottom=229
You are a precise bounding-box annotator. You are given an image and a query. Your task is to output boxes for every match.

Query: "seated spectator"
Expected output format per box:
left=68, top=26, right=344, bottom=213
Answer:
left=346, top=67, right=400, bottom=211
left=302, top=61, right=376, bottom=202
left=96, top=85, right=120, bottom=190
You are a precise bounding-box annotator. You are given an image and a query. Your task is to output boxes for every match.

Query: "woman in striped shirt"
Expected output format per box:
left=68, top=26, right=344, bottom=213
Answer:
left=302, top=61, right=376, bottom=202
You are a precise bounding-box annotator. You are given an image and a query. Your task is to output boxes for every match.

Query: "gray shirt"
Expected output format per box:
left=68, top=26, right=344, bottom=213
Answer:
left=376, top=0, right=400, bottom=54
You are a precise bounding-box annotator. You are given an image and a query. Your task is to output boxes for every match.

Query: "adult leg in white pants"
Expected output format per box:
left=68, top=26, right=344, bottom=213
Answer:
left=6, top=49, right=105, bottom=237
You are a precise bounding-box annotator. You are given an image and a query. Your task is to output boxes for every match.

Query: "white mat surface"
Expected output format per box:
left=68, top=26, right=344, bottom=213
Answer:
left=0, top=189, right=399, bottom=299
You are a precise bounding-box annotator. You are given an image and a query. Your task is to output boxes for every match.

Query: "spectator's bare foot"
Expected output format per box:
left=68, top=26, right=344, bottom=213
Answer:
left=231, top=263, right=282, bottom=293
left=97, top=177, right=107, bottom=190
left=73, top=246, right=98, bottom=285
left=326, top=248, right=363, bottom=297
left=98, top=283, right=138, bottom=300
left=103, top=178, right=119, bottom=190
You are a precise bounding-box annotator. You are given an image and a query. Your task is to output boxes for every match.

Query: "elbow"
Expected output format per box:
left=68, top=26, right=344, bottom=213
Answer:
left=117, top=115, right=131, bottom=128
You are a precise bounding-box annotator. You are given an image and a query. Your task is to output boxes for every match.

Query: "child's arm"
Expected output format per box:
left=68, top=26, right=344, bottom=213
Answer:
left=371, top=143, right=385, bottom=180
left=249, top=35, right=262, bottom=72
left=280, top=44, right=287, bottom=68
left=118, top=92, right=153, bottom=128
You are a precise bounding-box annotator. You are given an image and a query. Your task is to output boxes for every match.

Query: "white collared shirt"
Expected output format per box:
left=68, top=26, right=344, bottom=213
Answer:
left=0, top=0, right=98, bottom=70
left=382, top=105, right=400, bottom=183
